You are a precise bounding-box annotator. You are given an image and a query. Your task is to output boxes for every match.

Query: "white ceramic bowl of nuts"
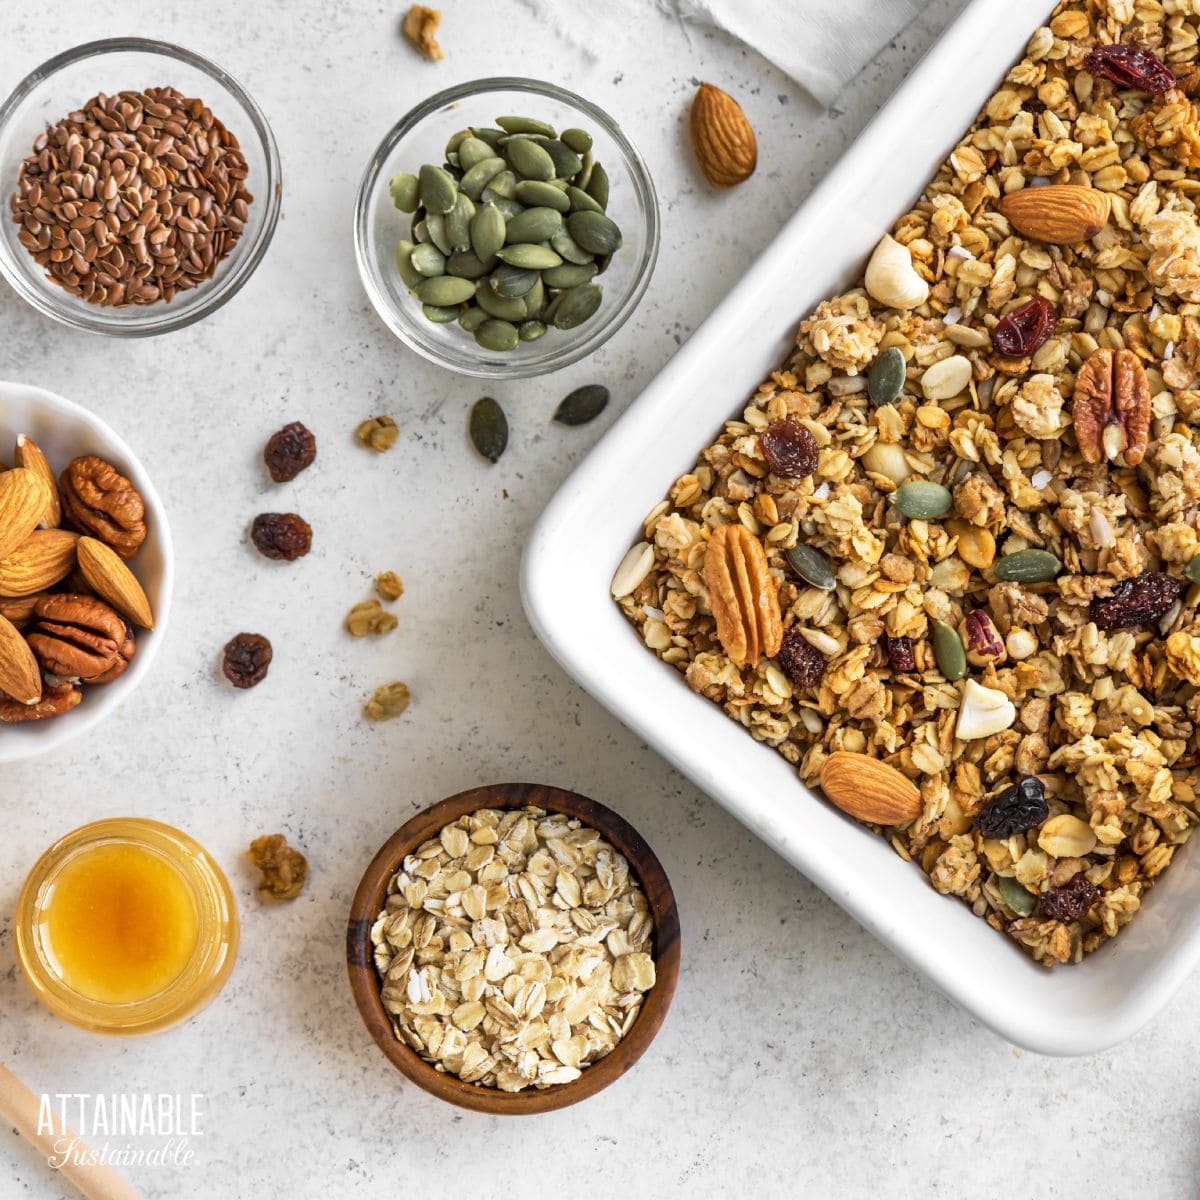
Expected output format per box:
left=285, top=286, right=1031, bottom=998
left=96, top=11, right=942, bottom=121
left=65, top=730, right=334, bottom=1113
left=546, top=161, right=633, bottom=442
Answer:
left=0, top=380, right=173, bottom=763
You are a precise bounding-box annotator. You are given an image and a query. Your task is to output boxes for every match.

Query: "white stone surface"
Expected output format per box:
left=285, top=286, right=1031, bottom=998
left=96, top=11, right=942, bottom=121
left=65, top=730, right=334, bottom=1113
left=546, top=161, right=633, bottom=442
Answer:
left=1, top=3, right=1192, bottom=1198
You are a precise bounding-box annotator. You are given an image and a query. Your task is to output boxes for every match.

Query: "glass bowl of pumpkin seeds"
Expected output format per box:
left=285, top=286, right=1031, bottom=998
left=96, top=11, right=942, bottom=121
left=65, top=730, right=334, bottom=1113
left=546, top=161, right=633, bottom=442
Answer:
left=354, top=78, right=659, bottom=378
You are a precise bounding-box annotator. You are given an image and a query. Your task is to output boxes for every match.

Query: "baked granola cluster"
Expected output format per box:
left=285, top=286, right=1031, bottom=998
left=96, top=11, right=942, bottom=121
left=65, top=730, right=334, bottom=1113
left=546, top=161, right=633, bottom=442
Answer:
left=617, top=0, right=1200, bottom=965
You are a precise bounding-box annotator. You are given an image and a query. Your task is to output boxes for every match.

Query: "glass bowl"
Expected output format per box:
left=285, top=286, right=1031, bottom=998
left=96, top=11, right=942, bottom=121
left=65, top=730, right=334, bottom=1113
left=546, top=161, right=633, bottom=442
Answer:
left=354, top=78, right=659, bottom=379
left=0, top=37, right=281, bottom=337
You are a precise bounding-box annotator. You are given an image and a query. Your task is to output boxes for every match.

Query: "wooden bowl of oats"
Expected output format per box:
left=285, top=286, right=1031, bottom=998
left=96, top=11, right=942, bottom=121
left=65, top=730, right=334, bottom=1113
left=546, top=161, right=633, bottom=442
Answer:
left=346, top=782, right=680, bottom=1114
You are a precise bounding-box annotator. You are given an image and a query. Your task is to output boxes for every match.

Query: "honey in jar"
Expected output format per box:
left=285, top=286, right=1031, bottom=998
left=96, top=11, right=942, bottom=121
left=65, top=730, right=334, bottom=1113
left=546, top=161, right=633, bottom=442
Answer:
left=15, top=818, right=238, bottom=1034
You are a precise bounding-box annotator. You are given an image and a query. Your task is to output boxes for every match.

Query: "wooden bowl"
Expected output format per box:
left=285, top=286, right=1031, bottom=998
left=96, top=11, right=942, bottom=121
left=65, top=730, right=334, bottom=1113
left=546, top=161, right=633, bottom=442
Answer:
left=347, top=782, right=681, bottom=1114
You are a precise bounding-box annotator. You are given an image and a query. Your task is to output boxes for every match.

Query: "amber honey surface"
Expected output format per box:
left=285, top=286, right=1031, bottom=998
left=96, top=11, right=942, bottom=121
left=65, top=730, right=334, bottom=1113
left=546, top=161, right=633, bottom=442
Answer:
left=40, top=841, right=200, bottom=1005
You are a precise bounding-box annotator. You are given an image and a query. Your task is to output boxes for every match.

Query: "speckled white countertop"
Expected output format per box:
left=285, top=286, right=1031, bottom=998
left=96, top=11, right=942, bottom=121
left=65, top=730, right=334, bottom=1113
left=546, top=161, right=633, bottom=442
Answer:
left=2, top=3, right=1195, bottom=1198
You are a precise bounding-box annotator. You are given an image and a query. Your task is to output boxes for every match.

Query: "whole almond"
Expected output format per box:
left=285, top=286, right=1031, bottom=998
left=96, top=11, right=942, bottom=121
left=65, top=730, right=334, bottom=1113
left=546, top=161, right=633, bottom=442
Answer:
left=690, top=82, right=757, bottom=188
left=0, top=468, right=52, bottom=562
left=14, top=435, right=61, bottom=528
left=77, top=536, right=154, bottom=629
left=0, top=529, right=79, bottom=597
left=819, top=751, right=922, bottom=826
left=997, top=184, right=1110, bottom=245
left=0, top=612, right=41, bottom=705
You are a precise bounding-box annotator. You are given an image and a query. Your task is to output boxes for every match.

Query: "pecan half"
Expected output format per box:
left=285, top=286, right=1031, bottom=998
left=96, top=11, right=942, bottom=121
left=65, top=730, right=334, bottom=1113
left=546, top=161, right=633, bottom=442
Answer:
left=1072, top=348, right=1151, bottom=467
left=60, top=456, right=147, bottom=559
left=0, top=680, right=81, bottom=723
left=26, top=594, right=135, bottom=683
left=703, top=524, right=782, bottom=667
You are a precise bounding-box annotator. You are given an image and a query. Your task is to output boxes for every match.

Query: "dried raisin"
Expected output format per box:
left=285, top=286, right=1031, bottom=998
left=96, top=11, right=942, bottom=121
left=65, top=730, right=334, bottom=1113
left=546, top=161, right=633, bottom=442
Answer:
left=975, top=777, right=1048, bottom=839
left=222, top=632, right=273, bottom=689
left=1039, top=872, right=1099, bottom=923
left=759, top=418, right=818, bottom=480
left=251, top=513, right=312, bottom=561
left=775, top=627, right=825, bottom=688
left=1084, top=44, right=1176, bottom=95
left=991, top=297, right=1055, bottom=358
left=1090, top=571, right=1181, bottom=630
left=264, top=422, right=316, bottom=482
left=883, top=635, right=915, bottom=672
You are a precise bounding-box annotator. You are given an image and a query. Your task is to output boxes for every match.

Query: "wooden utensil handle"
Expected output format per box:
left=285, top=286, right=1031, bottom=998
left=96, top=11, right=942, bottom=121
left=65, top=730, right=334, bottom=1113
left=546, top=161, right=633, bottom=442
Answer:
left=0, top=1063, right=143, bottom=1200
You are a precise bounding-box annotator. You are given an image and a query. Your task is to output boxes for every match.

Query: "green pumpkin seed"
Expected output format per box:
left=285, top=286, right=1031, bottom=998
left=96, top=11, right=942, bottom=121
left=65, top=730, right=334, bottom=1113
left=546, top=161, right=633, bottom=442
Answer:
left=389, top=171, right=419, bottom=212
left=483, top=169, right=518, bottom=200
left=445, top=129, right=472, bottom=155
left=422, top=303, right=459, bottom=323
left=576, top=150, right=594, bottom=190
left=554, top=384, right=610, bottom=426
left=472, top=127, right=505, bottom=147
left=550, top=227, right=593, bottom=265
left=413, top=217, right=429, bottom=244
left=567, top=185, right=604, bottom=214
left=460, top=156, right=507, bottom=200
left=496, top=115, right=557, bottom=138
left=497, top=243, right=562, bottom=269
left=418, top=164, right=457, bottom=215
left=595, top=252, right=613, bottom=275
left=469, top=202, right=506, bottom=265
left=415, top=275, right=476, bottom=306
left=552, top=283, right=602, bottom=329
left=994, top=548, right=1062, bottom=583
left=891, top=481, right=952, bottom=520
left=868, top=347, right=906, bottom=408
left=784, top=544, right=836, bottom=591
left=446, top=249, right=489, bottom=280
left=474, top=284, right=528, bottom=321
left=459, top=304, right=488, bottom=332
left=998, top=875, right=1038, bottom=917
left=519, top=319, right=546, bottom=342
left=514, top=180, right=571, bottom=212
left=475, top=319, right=520, bottom=353
left=456, top=136, right=496, bottom=171
left=585, top=161, right=609, bottom=208
left=506, top=137, right=555, bottom=182
left=490, top=263, right=540, bottom=298
left=504, top=206, right=563, bottom=244
left=410, top=243, right=447, bottom=277
left=523, top=277, right=545, bottom=318
left=542, top=291, right=565, bottom=325
left=933, top=621, right=967, bottom=681
left=425, top=211, right=451, bottom=254
left=484, top=194, right=523, bottom=221
left=1186, top=554, right=1200, bottom=585
left=469, top=396, right=508, bottom=461
left=542, top=262, right=598, bottom=288
left=445, top=192, right=475, bottom=252
left=567, top=210, right=622, bottom=255
left=395, top=240, right=423, bottom=288
left=561, top=127, right=593, bottom=154
left=540, top=139, right=583, bottom=178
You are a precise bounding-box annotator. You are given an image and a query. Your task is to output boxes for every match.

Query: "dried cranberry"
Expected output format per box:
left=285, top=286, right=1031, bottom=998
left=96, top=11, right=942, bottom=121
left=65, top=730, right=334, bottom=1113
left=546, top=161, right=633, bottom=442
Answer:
left=991, top=297, right=1056, bottom=358
left=1090, top=571, right=1181, bottom=630
left=759, top=418, right=818, bottom=479
left=883, top=635, right=916, bottom=672
left=222, top=633, right=273, bottom=689
left=975, top=777, right=1048, bottom=839
left=251, top=513, right=312, bottom=561
left=264, top=422, right=316, bottom=483
left=775, top=627, right=825, bottom=688
left=1039, top=872, right=1099, bottom=923
left=1084, top=44, right=1176, bottom=95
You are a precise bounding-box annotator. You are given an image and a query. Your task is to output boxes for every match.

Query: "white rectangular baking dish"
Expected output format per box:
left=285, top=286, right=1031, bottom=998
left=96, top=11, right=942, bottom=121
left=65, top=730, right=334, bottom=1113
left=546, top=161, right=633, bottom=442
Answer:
left=523, top=0, right=1200, bottom=1055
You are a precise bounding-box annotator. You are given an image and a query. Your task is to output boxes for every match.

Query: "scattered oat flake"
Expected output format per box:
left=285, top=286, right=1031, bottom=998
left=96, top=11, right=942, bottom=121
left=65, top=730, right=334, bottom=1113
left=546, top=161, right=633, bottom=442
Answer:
left=365, top=681, right=411, bottom=720
left=402, top=5, right=444, bottom=60
left=356, top=415, right=399, bottom=453
left=346, top=599, right=398, bottom=637
left=376, top=571, right=405, bottom=602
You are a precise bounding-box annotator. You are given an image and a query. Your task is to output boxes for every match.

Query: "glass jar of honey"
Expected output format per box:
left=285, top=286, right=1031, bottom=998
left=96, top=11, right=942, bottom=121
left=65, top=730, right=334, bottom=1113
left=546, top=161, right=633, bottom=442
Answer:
left=14, top=818, right=238, bottom=1035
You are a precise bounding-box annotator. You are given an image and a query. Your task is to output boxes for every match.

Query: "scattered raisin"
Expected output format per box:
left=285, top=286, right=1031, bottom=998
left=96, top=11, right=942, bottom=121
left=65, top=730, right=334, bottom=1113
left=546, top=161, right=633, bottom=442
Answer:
left=991, top=297, right=1056, bottom=358
left=1084, top=44, right=1176, bottom=95
left=1090, top=571, right=1181, bottom=630
left=1039, top=872, right=1099, bottom=923
left=775, top=627, right=825, bottom=688
left=975, top=777, right=1048, bottom=839
left=759, top=418, right=818, bottom=479
left=222, top=632, right=273, bottom=689
left=883, top=635, right=916, bottom=673
left=251, top=512, right=312, bottom=561
left=263, top=422, right=316, bottom=482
